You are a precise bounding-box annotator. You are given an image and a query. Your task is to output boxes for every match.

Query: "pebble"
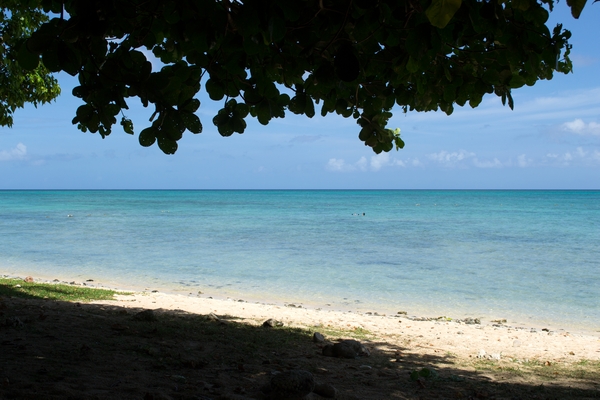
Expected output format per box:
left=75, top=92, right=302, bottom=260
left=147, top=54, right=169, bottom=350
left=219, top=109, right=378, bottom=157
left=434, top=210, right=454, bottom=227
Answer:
left=170, top=375, right=186, bottom=383
left=513, top=340, right=522, bottom=347
left=323, top=340, right=370, bottom=359
left=266, top=370, right=314, bottom=400
left=313, top=332, right=325, bottom=343
left=313, top=382, right=337, bottom=398
left=206, top=313, right=221, bottom=322
left=262, top=318, right=284, bottom=328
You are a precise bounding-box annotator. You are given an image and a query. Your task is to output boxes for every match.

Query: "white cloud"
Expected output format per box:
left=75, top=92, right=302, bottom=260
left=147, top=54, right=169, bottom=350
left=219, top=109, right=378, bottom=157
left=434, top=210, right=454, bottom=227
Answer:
left=0, top=143, right=27, bottom=161
left=561, top=119, right=600, bottom=135
left=544, top=147, right=595, bottom=166
left=428, top=150, right=475, bottom=166
left=327, top=153, right=408, bottom=172
left=473, top=158, right=503, bottom=168
left=517, top=154, right=531, bottom=167
left=429, top=150, right=508, bottom=169
left=326, top=158, right=354, bottom=172
left=356, top=156, right=367, bottom=171
left=370, top=153, right=389, bottom=171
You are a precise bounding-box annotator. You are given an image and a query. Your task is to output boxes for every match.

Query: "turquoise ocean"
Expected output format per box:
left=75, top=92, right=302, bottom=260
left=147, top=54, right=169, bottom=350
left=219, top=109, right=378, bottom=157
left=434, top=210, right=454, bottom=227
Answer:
left=0, top=190, right=598, bottom=333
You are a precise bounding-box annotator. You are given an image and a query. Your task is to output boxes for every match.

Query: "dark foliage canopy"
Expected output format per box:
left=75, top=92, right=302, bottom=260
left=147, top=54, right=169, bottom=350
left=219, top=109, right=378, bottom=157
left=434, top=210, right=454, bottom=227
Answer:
left=0, top=1, right=60, bottom=127
left=7, top=0, right=587, bottom=154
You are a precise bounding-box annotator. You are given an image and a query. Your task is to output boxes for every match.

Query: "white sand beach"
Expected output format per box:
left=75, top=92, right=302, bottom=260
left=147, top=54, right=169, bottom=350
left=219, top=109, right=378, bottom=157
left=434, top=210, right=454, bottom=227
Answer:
left=94, top=288, right=600, bottom=363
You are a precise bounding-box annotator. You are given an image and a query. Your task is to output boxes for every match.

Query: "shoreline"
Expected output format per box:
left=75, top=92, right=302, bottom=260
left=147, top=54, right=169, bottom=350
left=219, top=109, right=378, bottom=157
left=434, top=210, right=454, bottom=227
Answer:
left=2, top=269, right=598, bottom=337
left=2, top=272, right=600, bottom=363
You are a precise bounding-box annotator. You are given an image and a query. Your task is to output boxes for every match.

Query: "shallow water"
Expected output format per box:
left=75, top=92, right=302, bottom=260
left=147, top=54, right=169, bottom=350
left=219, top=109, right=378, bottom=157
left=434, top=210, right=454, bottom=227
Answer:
left=1, top=190, right=598, bottom=332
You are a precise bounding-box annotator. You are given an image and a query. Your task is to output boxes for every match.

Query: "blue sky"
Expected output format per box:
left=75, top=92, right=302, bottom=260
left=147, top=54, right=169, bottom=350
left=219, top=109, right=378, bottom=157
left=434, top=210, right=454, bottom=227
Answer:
left=1, top=4, right=599, bottom=189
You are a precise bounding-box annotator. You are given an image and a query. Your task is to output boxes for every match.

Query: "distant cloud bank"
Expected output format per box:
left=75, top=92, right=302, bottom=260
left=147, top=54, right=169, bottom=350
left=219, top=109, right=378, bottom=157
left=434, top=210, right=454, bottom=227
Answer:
left=562, top=119, right=600, bottom=136
left=327, top=145, right=600, bottom=172
left=327, top=153, right=411, bottom=172
left=0, top=143, right=27, bottom=161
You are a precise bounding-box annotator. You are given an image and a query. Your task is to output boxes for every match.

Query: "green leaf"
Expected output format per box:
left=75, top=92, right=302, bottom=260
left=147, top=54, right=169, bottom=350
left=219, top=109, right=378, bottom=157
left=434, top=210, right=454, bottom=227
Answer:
left=18, top=44, right=40, bottom=70
left=289, top=93, right=307, bottom=114
left=507, top=91, right=514, bottom=110
left=566, top=0, right=587, bottom=18
left=181, top=98, right=201, bottom=113
left=419, top=368, right=434, bottom=378
left=217, top=120, right=235, bottom=137
left=268, top=17, right=286, bottom=43
left=256, top=100, right=272, bottom=125
left=231, top=117, right=247, bottom=133
left=205, top=78, right=225, bottom=101
left=512, top=0, right=531, bottom=11
left=426, top=0, right=462, bottom=29
left=27, top=28, right=56, bottom=54
left=57, top=42, right=81, bottom=76
left=157, top=136, right=178, bottom=154
left=75, top=104, right=93, bottom=122
left=406, top=56, right=419, bottom=74
left=234, top=103, right=250, bottom=118
left=410, top=370, right=420, bottom=381
left=181, top=112, right=202, bottom=134
left=120, top=117, right=134, bottom=135
left=139, top=127, right=157, bottom=147
left=509, top=74, right=526, bottom=89
left=305, top=97, right=315, bottom=118
left=394, top=136, right=405, bottom=150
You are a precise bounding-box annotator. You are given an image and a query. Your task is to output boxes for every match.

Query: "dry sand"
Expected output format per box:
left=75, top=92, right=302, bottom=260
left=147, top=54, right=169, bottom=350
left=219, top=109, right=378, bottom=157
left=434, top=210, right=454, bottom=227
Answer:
left=97, top=290, right=600, bottom=363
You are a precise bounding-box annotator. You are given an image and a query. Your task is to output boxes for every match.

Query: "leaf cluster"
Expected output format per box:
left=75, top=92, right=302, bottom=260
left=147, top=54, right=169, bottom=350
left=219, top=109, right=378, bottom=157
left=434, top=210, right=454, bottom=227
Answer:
left=0, top=1, right=61, bottom=127
left=13, top=0, right=574, bottom=154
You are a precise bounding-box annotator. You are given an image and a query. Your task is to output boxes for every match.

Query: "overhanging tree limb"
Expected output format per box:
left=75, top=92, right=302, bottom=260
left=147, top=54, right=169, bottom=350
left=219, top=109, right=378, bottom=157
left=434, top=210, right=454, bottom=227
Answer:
left=7, top=0, right=580, bottom=154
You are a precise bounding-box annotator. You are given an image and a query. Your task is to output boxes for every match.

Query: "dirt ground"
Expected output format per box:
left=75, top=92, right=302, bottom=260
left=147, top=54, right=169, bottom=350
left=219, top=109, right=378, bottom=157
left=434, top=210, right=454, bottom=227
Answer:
left=1, top=291, right=599, bottom=399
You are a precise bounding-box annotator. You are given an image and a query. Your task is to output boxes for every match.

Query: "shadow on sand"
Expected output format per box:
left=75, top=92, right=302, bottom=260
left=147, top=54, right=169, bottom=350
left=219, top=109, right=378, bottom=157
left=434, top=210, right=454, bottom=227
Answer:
left=0, top=285, right=599, bottom=400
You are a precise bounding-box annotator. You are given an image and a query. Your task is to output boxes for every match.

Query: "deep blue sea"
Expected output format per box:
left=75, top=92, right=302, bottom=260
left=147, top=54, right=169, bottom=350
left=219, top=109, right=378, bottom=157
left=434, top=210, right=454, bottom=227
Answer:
left=0, top=190, right=598, bottom=332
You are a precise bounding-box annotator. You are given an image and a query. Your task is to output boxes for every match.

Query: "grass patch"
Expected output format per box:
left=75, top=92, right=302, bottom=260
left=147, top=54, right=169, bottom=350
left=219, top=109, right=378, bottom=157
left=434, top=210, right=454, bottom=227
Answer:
left=0, top=278, right=125, bottom=302
left=315, top=325, right=375, bottom=340
left=469, top=357, right=600, bottom=384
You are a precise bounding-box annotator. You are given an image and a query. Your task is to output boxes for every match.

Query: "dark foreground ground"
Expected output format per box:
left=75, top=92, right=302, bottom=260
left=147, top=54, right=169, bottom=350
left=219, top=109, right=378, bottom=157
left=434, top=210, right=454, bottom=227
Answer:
left=1, top=288, right=599, bottom=399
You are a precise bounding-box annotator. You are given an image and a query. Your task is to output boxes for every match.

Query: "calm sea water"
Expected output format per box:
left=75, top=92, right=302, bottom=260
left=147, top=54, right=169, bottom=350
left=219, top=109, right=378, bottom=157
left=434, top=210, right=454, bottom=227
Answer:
left=0, top=190, right=598, bottom=332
